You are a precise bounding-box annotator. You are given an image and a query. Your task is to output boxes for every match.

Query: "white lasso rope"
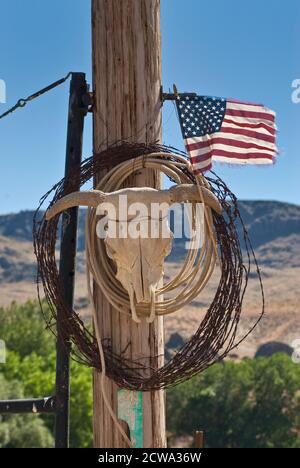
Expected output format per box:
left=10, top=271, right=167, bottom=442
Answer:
left=84, top=152, right=219, bottom=447
left=85, top=152, right=218, bottom=322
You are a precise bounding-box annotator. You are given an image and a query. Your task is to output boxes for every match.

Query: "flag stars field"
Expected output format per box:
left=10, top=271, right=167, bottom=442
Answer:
left=176, top=94, right=277, bottom=173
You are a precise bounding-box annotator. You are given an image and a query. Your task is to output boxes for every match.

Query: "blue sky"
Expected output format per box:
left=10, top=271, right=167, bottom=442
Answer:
left=0, top=0, right=299, bottom=214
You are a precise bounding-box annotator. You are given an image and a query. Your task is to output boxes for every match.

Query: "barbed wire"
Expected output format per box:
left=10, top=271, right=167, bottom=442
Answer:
left=33, top=142, right=265, bottom=391
left=0, top=72, right=72, bottom=120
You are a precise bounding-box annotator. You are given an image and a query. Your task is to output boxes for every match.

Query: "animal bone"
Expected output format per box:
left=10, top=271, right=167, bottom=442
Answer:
left=45, top=184, right=221, bottom=219
left=45, top=184, right=221, bottom=322
left=102, top=200, right=173, bottom=323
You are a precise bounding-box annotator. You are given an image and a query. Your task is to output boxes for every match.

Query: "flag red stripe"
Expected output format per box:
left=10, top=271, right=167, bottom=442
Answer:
left=186, top=137, right=274, bottom=153
left=213, top=149, right=274, bottom=160
left=227, top=99, right=262, bottom=107
left=190, top=149, right=274, bottom=164
left=220, top=125, right=275, bottom=144
left=223, top=118, right=276, bottom=135
left=225, top=108, right=275, bottom=122
left=191, top=150, right=274, bottom=165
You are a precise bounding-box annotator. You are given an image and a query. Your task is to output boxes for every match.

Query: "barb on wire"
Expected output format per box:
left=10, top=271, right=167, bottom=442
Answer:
left=0, top=72, right=72, bottom=120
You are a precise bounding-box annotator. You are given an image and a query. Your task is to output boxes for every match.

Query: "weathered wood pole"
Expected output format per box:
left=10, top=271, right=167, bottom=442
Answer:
left=91, top=0, right=166, bottom=448
left=194, top=431, right=205, bottom=449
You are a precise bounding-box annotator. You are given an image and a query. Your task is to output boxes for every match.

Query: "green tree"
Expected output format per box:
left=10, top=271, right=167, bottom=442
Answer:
left=0, top=300, right=55, bottom=358
left=2, top=300, right=300, bottom=448
left=167, top=355, right=300, bottom=448
left=0, top=301, right=93, bottom=448
left=0, top=374, right=54, bottom=448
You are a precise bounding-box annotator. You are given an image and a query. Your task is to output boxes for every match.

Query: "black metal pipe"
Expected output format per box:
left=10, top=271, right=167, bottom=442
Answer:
left=0, top=397, right=56, bottom=414
left=55, top=72, right=89, bottom=448
left=162, top=92, right=197, bottom=102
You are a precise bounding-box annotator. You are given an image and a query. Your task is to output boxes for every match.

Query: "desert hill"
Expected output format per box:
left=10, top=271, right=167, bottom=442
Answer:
left=0, top=200, right=299, bottom=358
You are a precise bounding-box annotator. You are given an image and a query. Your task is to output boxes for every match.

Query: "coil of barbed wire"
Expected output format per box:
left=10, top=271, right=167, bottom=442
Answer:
left=33, top=142, right=264, bottom=391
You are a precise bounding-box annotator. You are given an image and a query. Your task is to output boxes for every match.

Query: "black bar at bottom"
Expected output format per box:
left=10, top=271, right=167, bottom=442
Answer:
left=0, top=397, right=56, bottom=414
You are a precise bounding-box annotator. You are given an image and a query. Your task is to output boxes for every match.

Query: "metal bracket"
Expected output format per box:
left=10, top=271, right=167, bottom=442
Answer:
left=161, top=85, right=197, bottom=103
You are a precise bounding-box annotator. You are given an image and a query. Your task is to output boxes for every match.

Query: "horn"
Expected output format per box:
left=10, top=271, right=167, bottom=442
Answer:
left=168, top=184, right=222, bottom=214
left=45, top=190, right=106, bottom=220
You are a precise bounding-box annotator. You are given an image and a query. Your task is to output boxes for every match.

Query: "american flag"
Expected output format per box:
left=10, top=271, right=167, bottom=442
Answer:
left=176, top=95, right=277, bottom=174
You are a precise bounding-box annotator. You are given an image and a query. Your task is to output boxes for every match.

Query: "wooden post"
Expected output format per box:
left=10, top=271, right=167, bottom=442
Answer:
left=91, top=0, right=166, bottom=448
left=194, top=431, right=205, bottom=449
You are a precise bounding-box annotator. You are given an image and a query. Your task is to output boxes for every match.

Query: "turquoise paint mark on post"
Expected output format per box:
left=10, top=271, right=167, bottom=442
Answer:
left=117, top=389, right=143, bottom=448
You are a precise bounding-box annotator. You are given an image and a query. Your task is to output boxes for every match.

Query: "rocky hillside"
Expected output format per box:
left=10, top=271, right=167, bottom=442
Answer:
left=1, top=200, right=299, bottom=278
left=0, top=201, right=299, bottom=358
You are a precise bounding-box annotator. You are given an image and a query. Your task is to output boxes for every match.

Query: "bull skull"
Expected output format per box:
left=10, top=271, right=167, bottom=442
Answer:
left=46, top=184, right=221, bottom=323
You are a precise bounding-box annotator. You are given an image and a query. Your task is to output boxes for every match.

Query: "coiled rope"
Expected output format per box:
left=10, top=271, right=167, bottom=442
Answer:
left=85, top=152, right=219, bottom=324
left=84, top=151, right=219, bottom=446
